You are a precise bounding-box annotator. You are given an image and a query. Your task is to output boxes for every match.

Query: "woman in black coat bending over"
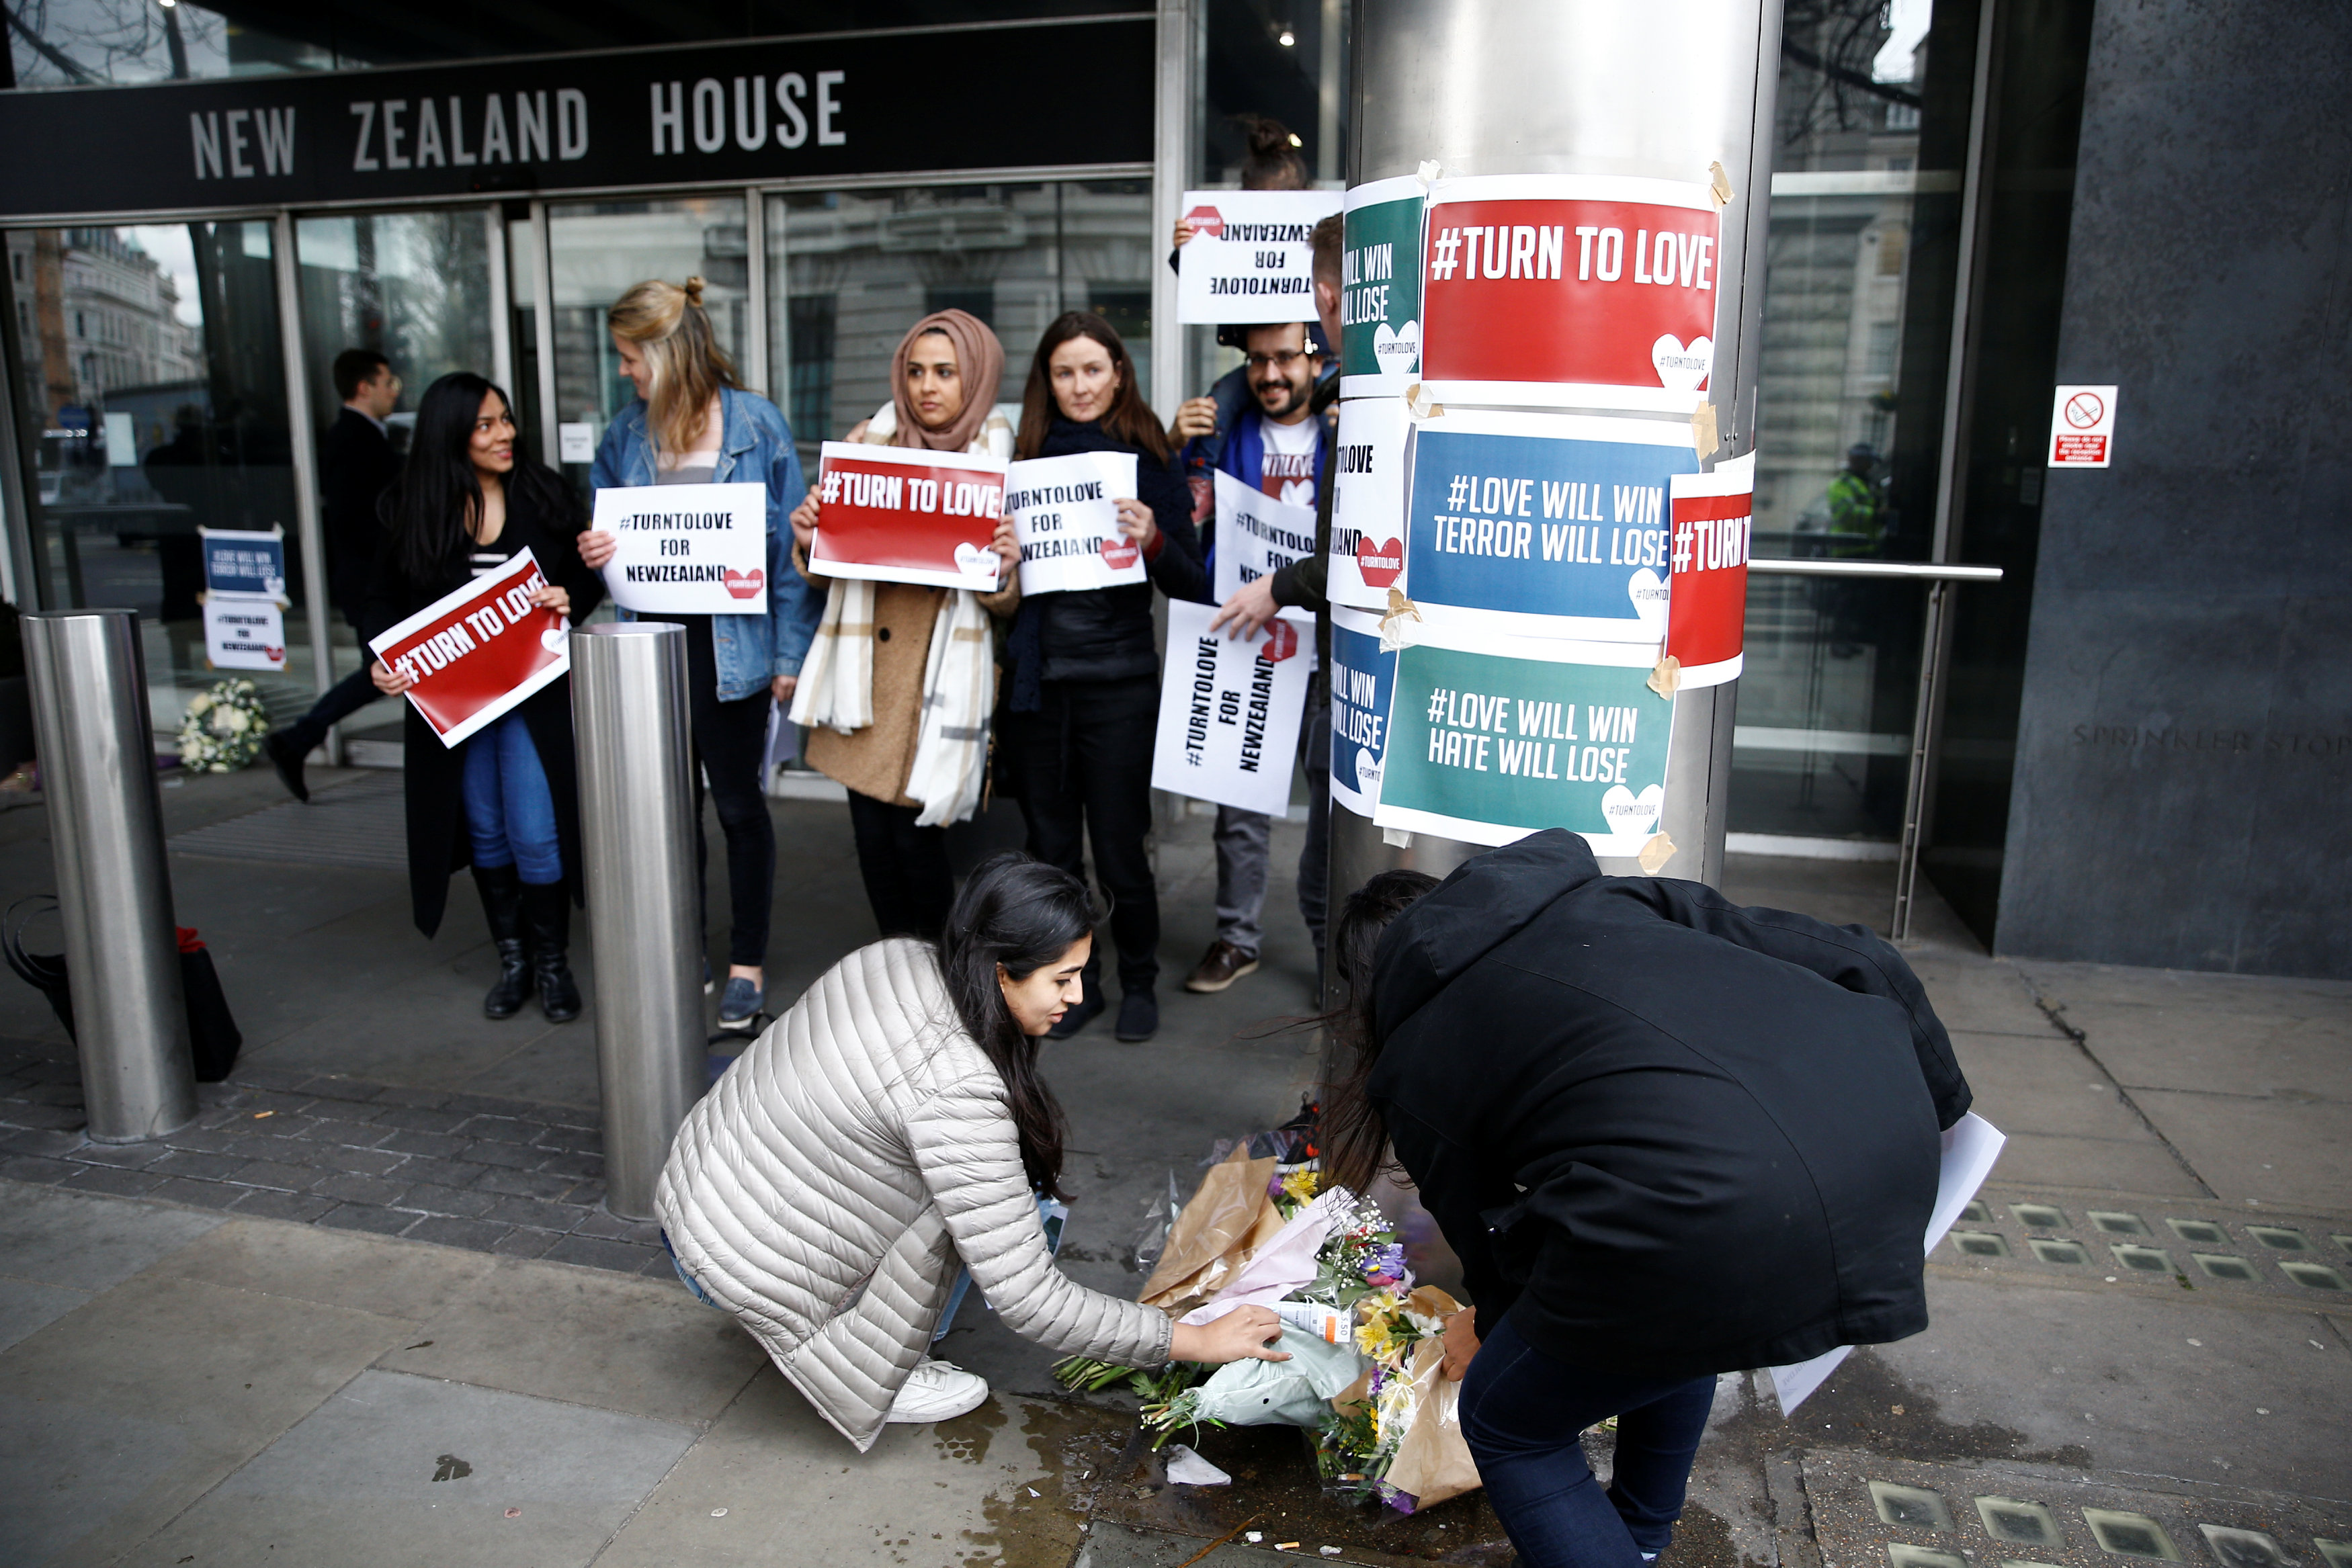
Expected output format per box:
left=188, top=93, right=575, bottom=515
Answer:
left=361, top=373, right=605, bottom=1022
left=1319, top=831, right=1971, bottom=1568
left=999, top=310, right=1207, bottom=1044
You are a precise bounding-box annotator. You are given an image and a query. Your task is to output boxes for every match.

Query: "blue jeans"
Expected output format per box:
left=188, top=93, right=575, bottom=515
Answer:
left=460, top=714, right=561, bottom=885
left=1459, top=1315, right=1716, bottom=1568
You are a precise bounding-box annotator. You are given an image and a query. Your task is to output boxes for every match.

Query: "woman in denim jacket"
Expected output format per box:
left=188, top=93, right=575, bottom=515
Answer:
left=577, top=277, right=823, bottom=1030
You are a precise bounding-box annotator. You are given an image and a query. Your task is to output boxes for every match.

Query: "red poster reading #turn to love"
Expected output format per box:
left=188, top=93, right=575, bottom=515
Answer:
left=368, top=550, right=571, bottom=749
left=808, top=442, right=1009, bottom=592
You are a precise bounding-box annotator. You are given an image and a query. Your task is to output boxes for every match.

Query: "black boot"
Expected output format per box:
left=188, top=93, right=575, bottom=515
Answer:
left=473, top=865, right=533, bottom=1019
left=521, top=881, right=583, bottom=1022
left=263, top=728, right=315, bottom=803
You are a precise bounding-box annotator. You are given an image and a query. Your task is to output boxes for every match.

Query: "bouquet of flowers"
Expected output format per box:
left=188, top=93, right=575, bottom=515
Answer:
left=177, top=679, right=271, bottom=773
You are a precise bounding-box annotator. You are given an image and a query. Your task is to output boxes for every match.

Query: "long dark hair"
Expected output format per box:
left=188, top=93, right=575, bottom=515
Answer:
left=1316, top=869, right=1439, bottom=1196
left=1015, top=310, right=1172, bottom=463
left=382, top=372, right=582, bottom=586
left=936, top=852, right=1101, bottom=1200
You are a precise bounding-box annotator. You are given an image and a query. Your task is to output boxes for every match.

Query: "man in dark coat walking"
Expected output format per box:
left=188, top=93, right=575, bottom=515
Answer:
left=1347, top=830, right=1970, bottom=1568
left=264, top=349, right=404, bottom=800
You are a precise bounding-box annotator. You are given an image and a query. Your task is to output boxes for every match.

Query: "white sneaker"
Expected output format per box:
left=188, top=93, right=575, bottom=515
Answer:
left=885, top=1357, right=990, bottom=1424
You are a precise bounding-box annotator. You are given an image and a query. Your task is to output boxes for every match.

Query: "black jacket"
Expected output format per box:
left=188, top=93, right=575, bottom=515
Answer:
left=1369, top=831, right=1970, bottom=1379
left=321, top=407, right=402, bottom=614
left=1009, top=417, right=1204, bottom=687
left=360, top=475, right=604, bottom=937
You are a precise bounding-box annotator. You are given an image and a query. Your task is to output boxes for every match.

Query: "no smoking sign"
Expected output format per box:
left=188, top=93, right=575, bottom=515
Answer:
left=2049, top=384, right=2117, bottom=468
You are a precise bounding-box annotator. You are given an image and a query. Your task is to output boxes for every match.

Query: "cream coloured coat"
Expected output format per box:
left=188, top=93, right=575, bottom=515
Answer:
left=655, top=937, right=1174, bottom=1450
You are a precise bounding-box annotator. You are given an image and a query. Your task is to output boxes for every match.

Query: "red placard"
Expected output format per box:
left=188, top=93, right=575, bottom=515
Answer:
left=367, top=550, right=571, bottom=748
left=808, top=442, right=1009, bottom=591
left=1665, top=455, right=1753, bottom=687
left=1421, top=175, right=1720, bottom=412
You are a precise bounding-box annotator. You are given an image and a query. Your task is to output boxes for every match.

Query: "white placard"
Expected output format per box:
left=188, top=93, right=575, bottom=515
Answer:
left=591, top=480, right=769, bottom=613
left=1007, top=450, right=1142, bottom=595
left=558, top=423, right=597, bottom=464
left=1177, top=189, right=1345, bottom=324
left=1150, top=598, right=1314, bottom=816
left=1767, top=1113, right=2007, bottom=1415
left=1327, top=395, right=1411, bottom=610
left=1211, top=468, right=1319, bottom=605
left=202, top=595, right=286, bottom=672
left=2048, top=384, right=2116, bottom=468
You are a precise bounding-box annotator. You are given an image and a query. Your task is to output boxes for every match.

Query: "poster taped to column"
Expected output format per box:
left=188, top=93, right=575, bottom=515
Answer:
left=1327, top=395, right=1411, bottom=610
left=1341, top=176, right=1426, bottom=396
left=1665, top=452, right=1753, bottom=687
left=592, top=480, right=769, bottom=613
left=808, top=443, right=1007, bottom=591
left=1211, top=469, right=1320, bottom=603
left=1177, top=189, right=1344, bottom=324
left=198, top=525, right=288, bottom=599
left=1150, top=599, right=1314, bottom=816
left=1419, top=174, right=1721, bottom=412
left=367, top=550, right=571, bottom=749
left=1329, top=605, right=1397, bottom=816
left=2047, top=384, right=2116, bottom=468
left=1374, top=630, right=1671, bottom=853
left=202, top=595, right=286, bottom=671
left=1006, top=449, right=1143, bottom=595
left=1402, top=409, right=1696, bottom=642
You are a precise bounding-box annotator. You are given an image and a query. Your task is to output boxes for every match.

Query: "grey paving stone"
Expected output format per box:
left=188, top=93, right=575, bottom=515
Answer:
left=459, top=1138, right=541, bottom=1170
left=306, top=1144, right=405, bottom=1177
left=540, top=1235, right=659, bottom=1274
left=289, top=1118, right=391, bottom=1147
left=0, top=1102, right=87, bottom=1131
left=309, top=1172, right=412, bottom=1207
left=444, top=1092, right=541, bottom=1117
left=536, top=1150, right=604, bottom=1181
left=374, top=1106, right=470, bottom=1135
left=226, top=1157, right=321, bottom=1192
left=566, top=1181, right=606, bottom=1210
left=384, top=1156, right=492, bottom=1191
left=62, top=1165, right=166, bottom=1197
left=0, top=1155, right=79, bottom=1184
left=364, top=1085, right=452, bottom=1109
left=157, top=1123, right=253, bottom=1154
left=145, top=1177, right=245, bottom=1211
left=228, top=1188, right=337, bottom=1222
left=389, top=1182, right=500, bottom=1219
left=401, top=1215, right=511, bottom=1252
left=233, top=1088, right=323, bottom=1114
left=292, top=1078, right=383, bottom=1107
left=67, top=1141, right=168, bottom=1169
left=239, top=1114, right=323, bottom=1142
left=226, top=1066, right=315, bottom=1092
left=572, top=1210, right=662, bottom=1244
left=376, top=1128, right=470, bottom=1160
left=314, top=1202, right=418, bottom=1237
left=479, top=1196, right=585, bottom=1232
left=146, top=1149, right=248, bottom=1182
left=636, top=1253, right=679, bottom=1277
left=0, top=1127, right=85, bottom=1158
left=15, top=1079, right=86, bottom=1107
left=452, top=1115, right=534, bottom=1145
left=490, top=1227, right=559, bottom=1258
left=471, top=1166, right=580, bottom=1202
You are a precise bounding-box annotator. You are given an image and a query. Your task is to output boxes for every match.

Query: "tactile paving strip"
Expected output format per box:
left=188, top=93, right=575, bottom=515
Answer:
left=1802, top=1453, right=2351, bottom=1568
left=1934, top=1191, right=2352, bottom=1307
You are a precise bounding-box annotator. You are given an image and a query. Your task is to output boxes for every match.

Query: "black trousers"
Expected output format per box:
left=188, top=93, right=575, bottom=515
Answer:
left=999, top=674, right=1161, bottom=995
left=847, top=789, right=954, bottom=941
left=683, top=618, right=776, bottom=968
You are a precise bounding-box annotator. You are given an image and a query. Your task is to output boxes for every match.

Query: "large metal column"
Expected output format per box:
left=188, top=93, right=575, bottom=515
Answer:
left=571, top=621, right=703, bottom=1219
left=23, top=609, right=196, bottom=1142
left=1333, top=0, right=1783, bottom=908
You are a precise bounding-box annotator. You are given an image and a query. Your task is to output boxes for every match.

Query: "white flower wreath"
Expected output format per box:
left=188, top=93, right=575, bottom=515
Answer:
left=177, top=678, right=272, bottom=773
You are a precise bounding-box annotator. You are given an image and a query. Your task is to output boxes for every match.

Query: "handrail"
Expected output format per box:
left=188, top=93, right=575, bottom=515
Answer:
left=1748, top=559, right=2003, bottom=582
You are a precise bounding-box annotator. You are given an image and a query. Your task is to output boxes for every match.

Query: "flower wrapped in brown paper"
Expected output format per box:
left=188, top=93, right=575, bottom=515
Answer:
left=1138, top=1143, right=1287, bottom=1314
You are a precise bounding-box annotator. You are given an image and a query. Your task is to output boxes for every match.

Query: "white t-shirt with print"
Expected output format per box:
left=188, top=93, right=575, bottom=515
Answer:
left=1257, top=412, right=1320, bottom=509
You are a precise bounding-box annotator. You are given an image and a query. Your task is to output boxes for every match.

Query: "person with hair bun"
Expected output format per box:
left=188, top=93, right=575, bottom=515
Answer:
left=999, top=311, right=1208, bottom=1044
left=657, top=851, right=1287, bottom=1444
left=360, top=373, right=603, bottom=1022
left=579, top=276, right=822, bottom=1032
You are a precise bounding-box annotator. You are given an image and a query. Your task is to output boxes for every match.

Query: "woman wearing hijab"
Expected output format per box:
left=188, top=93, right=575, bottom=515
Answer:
left=787, top=310, right=1020, bottom=941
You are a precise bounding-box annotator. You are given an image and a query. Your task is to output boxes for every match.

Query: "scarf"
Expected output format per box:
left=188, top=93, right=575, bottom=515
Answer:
left=891, top=310, right=1005, bottom=454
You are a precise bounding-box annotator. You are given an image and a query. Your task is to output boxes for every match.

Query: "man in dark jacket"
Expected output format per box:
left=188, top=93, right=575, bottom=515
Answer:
left=263, top=349, right=403, bottom=800
left=1364, top=830, right=1968, bottom=1568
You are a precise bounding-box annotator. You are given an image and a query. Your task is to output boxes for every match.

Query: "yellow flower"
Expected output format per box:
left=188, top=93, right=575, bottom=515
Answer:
left=1280, top=1169, right=1320, bottom=1205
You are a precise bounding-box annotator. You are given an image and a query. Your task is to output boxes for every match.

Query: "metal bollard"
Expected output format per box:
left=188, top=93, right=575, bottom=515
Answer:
left=22, top=609, right=196, bottom=1143
left=570, top=622, right=704, bottom=1220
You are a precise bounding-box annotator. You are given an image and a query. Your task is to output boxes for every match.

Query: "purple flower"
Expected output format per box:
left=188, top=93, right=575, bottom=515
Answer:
left=1362, top=1244, right=1407, bottom=1280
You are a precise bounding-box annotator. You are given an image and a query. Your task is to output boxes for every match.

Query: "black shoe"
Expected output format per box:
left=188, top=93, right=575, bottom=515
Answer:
left=472, top=865, right=534, bottom=1019
left=263, top=730, right=311, bottom=803
left=1115, top=989, right=1159, bottom=1043
left=521, top=881, right=582, bottom=1022
left=1045, top=992, right=1103, bottom=1040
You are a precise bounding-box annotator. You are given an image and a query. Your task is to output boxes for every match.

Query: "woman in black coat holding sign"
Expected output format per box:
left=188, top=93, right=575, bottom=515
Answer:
left=999, top=310, right=1206, bottom=1043
left=361, top=373, right=604, bottom=1022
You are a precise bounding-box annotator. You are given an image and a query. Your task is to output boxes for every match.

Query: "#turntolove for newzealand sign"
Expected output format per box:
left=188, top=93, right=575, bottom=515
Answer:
left=0, top=17, right=1151, bottom=220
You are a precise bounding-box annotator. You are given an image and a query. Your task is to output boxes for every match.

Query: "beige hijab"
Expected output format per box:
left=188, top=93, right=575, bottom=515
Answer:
left=890, top=309, right=1005, bottom=453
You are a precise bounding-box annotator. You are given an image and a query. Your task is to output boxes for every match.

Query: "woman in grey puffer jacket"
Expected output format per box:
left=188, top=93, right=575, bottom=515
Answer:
left=657, top=854, right=1286, bottom=1448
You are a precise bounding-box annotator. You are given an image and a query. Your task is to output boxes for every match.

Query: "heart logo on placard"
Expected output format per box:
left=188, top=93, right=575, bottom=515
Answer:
left=1354, top=745, right=1381, bottom=795
left=1099, top=534, right=1140, bottom=571
left=1261, top=621, right=1299, bottom=663
left=1371, top=320, right=1421, bottom=373
left=1628, top=568, right=1669, bottom=627
left=263, top=646, right=285, bottom=665
left=953, top=541, right=1000, bottom=583
left=1601, top=783, right=1666, bottom=836
left=724, top=567, right=765, bottom=600
left=1650, top=335, right=1714, bottom=393
left=1185, top=204, right=1225, bottom=239
left=541, top=626, right=568, bottom=654
left=1355, top=536, right=1404, bottom=588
